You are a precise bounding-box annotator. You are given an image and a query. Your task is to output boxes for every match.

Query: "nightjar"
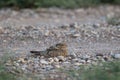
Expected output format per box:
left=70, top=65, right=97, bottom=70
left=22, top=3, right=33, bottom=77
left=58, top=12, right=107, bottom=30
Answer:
left=30, top=43, right=68, bottom=57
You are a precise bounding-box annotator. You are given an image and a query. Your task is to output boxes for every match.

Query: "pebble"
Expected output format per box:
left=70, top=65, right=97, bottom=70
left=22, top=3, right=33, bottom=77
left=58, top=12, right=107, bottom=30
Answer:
left=0, top=27, right=4, bottom=34
left=74, top=62, right=81, bottom=66
left=86, top=60, right=91, bottom=63
left=21, top=64, right=27, bottom=70
left=67, top=55, right=76, bottom=60
left=48, top=58, right=54, bottom=63
left=45, top=65, right=54, bottom=71
left=80, top=60, right=86, bottom=64
left=40, top=59, right=48, bottom=65
left=60, top=24, right=69, bottom=30
left=44, top=30, right=50, bottom=36
left=70, top=22, right=79, bottom=29
left=34, top=64, right=39, bottom=68
left=5, top=63, right=12, bottom=66
left=91, top=61, right=98, bottom=65
left=54, top=57, right=59, bottom=62
left=72, top=33, right=80, bottom=38
left=103, top=56, right=109, bottom=61
left=54, top=64, right=61, bottom=68
left=62, top=61, right=71, bottom=67
left=15, top=63, right=20, bottom=66
left=57, top=56, right=65, bottom=62
left=72, top=58, right=79, bottom=62
left=92, top=23, right=100, bottom=29
left=17, top=58, right=27, bottom=64
left=113, top=54, right=120, bottom=59
left=82, top=55, right=90, bottom=61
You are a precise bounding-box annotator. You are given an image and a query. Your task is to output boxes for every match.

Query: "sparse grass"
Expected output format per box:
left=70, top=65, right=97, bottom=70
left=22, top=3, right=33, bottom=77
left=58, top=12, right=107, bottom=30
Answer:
left=0, top=51, right=42, bottom=80
left=0, top=52, right=16, bottom=80
left=1, top=51, right=120, bottom=80
left=0, top=51, right=28, bottom=80
left=107, top=16, right=120, bottom=25
left=67, top=61, right=120, bottom=80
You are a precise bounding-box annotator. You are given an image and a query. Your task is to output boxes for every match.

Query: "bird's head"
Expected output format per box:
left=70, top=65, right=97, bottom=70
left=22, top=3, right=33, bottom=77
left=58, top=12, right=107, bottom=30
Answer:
left=55, top=43, right=67, bottom=50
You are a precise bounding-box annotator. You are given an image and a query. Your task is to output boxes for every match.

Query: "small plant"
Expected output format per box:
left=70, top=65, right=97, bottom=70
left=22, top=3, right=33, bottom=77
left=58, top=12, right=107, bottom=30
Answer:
left=0, top=52, right=16, bottom=80
left=67, top=61, right=120, bottom=80
left=107, top=16, right=120, bottom=25
left=0, top=51, right=42, bottom=80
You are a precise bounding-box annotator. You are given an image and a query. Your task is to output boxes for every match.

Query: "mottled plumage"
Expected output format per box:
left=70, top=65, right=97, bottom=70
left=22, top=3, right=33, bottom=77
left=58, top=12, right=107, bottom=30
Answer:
left=30, top=43, right=68, bottom=57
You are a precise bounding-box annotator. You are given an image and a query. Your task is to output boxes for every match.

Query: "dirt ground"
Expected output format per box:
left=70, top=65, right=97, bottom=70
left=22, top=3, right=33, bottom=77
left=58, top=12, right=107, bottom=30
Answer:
left=0, top=5, right=120, bottom=57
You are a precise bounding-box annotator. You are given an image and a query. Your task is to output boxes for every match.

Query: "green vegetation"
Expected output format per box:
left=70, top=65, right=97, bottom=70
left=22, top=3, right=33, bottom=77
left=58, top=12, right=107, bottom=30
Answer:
left=0, top=0, right=120, bottom=9
left=0, top=53, right=16, bottom=80
left=67, top=61, right=120, bottom=80
left=0, top=52, right=40, bottom=80
left=0, top=51, right=120, bottom=80
left=107, top=16, right=120, bottom=25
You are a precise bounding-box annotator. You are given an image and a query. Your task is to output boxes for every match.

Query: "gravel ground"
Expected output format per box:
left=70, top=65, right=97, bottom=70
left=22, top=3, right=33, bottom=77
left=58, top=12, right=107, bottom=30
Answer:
left=0, top=5, right=120, bottom=79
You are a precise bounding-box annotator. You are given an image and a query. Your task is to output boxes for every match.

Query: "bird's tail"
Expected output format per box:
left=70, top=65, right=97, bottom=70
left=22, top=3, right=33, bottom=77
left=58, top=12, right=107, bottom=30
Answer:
left=30, top=51, right=47, bottom=56
left=30, top=51, right=41, bottom=53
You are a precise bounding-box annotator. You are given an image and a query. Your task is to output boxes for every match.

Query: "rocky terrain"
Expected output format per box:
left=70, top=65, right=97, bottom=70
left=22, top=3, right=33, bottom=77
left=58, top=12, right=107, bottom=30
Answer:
left=0, top=5, right=120, bottom=79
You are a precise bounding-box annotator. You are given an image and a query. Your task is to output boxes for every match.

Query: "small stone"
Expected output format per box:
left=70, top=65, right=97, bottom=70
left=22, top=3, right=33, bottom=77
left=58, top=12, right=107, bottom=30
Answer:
left=67, top=55, right=76, bottom=60
left=91, top=61, right=98, bottom=65
left=26, top=65, right=33, bottom=72
left=103, top=56, right=109, bottom=61
left=5, top=62, right=13, bottom=66
left=34, top=64, right=39, bottom=68
left=113, top=54, right=120, bottom=59
left=27, top=60, right=33, bottom=63
left=17, top=58, right=26, bottom=64
left=63, top=61, right=70, bottom=64
left=72, top=33, right=80, bottom=38
left=21, top=64, right=27, bottom=70
left=40, top=56, right=45, bottom=59
left=54, top=64, right=61, bottom=68
left=74, top=62, right=81, bottom=66
left=60, top=24, right=69, bottom=29
left=0, top=27, right=4, bottom=34
left=54, top=57, right=59, bottom=62
left=92, top=24, right=100, bottom=29
left=44, top=30, right=50, bottom=36
left=92, top=58, right=98, bottom=61
left=24, top=57, right=28, bottom=61
left=45, top=65, right=54, bottom=71
left=15, top=63, right=20, bottom=66
left=80, top=60, right=86, bottom=64
left=40, top=59, right=48, bottom=65
left=86, top=60, right=91, bottom=63
left=81, top=55, right=90, bottom=61
left=62, top=61, right=71, bottom=67
left=57, top=56, right=65, bottom=62
left=72, top=58, right=79, bottom=62
left=70, top=22, right=79, bottom=29
left=3, top=40, right=7, bottom=42
left=96, top=56, right=102, bottom=59
left=48, top=58, right=54, bottom=63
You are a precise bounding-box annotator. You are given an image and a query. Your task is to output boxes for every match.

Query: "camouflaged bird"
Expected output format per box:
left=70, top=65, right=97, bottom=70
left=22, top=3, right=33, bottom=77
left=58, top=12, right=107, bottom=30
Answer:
left=30, top=43, right=68, bottom=57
